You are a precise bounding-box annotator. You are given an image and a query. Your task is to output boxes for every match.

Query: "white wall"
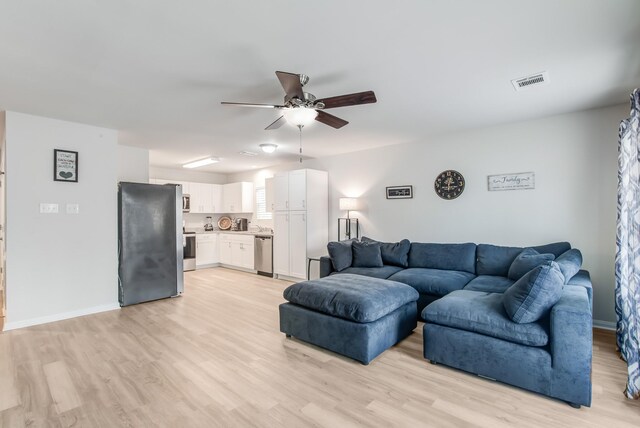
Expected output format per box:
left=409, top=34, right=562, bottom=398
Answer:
left=231, top=103, right=627, bottom=326
left=149, top=165, right=227, bottom=184
left=4, top=112, right=119, bottom=329
left=118, top=145, right=149, bottom=183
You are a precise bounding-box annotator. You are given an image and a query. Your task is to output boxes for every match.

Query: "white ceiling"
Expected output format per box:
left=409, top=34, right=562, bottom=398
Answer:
left=0, top=0, right=639, bottom=173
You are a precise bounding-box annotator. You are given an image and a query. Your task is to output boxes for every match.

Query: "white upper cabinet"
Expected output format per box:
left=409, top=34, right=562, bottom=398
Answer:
left=273, top=173, right=289, bottom=211
left=150, top=178, right=249, bottom=214
left=222, top=182, right=254, bottom=213
left=274, top=170, right=309, bottom=211
left=265, top=177, right=275, bottom=212
left=288, top=170, right=306, bottom=211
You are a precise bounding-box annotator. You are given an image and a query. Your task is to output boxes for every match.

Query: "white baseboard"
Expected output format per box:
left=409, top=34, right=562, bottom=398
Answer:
left=593, top=320, right=616, bottom=331
left=3, top=302, right=121, bottom=331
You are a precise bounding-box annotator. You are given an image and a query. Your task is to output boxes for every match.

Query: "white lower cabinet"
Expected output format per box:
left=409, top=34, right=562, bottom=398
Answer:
left=274, top=212, right=290, bottom=276
left=196, top=234, right=218, bottom=267
left=219, top=234, right=254, bottom=270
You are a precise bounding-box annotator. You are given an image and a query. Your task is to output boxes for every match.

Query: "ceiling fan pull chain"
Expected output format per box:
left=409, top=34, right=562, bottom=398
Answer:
left=298, top=124, right=303, bottom=163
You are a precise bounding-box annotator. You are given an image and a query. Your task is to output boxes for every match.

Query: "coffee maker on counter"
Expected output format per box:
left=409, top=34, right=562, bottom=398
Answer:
left=231, top=217, right=248, bottom=231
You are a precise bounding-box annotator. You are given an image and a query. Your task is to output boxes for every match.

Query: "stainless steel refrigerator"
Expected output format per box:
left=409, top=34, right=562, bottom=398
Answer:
left=118, top=182, right=184, bottom=306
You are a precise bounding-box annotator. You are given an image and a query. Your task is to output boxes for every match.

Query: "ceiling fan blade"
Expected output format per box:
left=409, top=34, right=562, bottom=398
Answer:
left=276, top=71, right=304, bottom=102
left=315, top=110, right=349, bottom=129
left=221, top=102, right=283, bottom=108
left=265, top=115, right=286, bottom=130
left=316, top=91, right=377, bottom=109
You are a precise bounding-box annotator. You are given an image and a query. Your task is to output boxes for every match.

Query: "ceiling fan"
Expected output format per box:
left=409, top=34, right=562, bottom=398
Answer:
left=221, top=71, right=377, bottom=130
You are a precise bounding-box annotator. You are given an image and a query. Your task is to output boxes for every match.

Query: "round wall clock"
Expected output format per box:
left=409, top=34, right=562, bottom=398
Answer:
left=434, top=170, right=465, bottom=200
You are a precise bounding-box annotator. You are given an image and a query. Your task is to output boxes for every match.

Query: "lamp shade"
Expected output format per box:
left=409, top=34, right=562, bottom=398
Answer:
left=339, top=197, right=358, bottom=211
left=283, top=107, right=318, bottom=127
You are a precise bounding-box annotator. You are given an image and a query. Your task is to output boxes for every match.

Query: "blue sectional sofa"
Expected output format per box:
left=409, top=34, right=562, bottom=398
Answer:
left=318, top=238, right=593, bottom=408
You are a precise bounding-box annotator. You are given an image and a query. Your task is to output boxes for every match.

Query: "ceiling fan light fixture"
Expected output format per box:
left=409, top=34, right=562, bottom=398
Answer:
left=182, top=157, right=220, bottom=169
left=259, top=143, right=278, bottom=154
left=283, top=107, right=318, bottom=127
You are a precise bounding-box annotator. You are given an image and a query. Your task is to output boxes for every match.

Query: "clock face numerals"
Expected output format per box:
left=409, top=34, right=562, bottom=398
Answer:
left=434, top=170, right=465, bottom=200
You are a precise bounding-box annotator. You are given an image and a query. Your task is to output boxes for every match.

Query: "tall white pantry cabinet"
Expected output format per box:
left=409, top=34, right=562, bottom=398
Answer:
left=273, top=169, right=328, bottom=280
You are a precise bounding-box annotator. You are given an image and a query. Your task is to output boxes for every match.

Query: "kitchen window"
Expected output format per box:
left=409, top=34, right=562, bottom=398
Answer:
left=256, top=187, right=271, bottom=220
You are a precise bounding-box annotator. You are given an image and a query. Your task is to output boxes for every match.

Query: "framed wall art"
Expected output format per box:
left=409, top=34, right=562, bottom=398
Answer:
left=386, top=185, right=413, bottom=199
left=54, top=149, right=78, bottom=183
left=487, top=172, right=534, bottom=191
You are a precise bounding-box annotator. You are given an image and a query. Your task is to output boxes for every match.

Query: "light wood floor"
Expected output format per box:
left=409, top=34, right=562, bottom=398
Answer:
left=0, top=268, right=638, bottom=427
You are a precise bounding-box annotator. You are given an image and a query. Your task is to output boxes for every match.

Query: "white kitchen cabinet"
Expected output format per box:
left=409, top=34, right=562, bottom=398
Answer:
left=189, top=183, right=222, bottom=213
left=219, top=233, right=254, bottom=270
left=219, top=237, right=233, bottom=265
left=265, top=177, right=275, bottom=212
left=288, top=170, right=307, bottom=210
left=273, top=173, right=289, bottom=211
left=273, top=169, right=328, bottom=280
left=222, top=182, right=254, bottom=213
left=274, top=212, right=290, bottom=276
left=196, top=234, right=218, bottom=267
left=289, top=211, right=307, bottom=278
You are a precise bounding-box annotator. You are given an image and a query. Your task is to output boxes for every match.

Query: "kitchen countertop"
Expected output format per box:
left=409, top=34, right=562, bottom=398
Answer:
left=186, top=229, right=273, bottom=236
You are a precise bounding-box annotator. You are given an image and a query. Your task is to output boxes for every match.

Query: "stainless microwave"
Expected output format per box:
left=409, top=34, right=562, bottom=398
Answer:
left=182, top=194, right=191, bottom=213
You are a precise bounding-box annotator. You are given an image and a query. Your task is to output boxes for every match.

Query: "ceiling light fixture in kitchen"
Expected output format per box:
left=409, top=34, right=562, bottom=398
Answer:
left=182, top=157, right=220, bottom=169
left=259, top=143, right=278, bottom=153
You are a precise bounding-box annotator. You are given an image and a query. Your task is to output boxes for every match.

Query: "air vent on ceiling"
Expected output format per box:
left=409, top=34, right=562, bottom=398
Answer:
left=239, top=150, right=258, bottom=156
left=511, top=71, right=549, bottom=91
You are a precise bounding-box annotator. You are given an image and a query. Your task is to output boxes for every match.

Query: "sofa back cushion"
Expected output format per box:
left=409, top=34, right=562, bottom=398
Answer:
left=408, top=242, right=476, bottom=274
left=502, top=261, right=565, bottom=323
left=507, top=248, right=555, bottom=281
left=555, top=249, right=583, bottom=283
left=530, top=241, right=571, bottom=258
left=327, top=239, right=356, bottom=271
left=351, top=240, right=384, bottom=268
left=476, top=244, right=523, bottom=277
left=361, top=236, right=411, bottom=267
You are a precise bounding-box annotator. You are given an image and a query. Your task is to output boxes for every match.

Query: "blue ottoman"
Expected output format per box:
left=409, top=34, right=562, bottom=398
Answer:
left=279, top=274, right=419, bottom=364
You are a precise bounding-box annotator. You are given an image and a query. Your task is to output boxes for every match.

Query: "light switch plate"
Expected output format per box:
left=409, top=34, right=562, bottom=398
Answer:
left=66, top=203, right=80, bottom=214
left=40, top=203, right=59, bottom=214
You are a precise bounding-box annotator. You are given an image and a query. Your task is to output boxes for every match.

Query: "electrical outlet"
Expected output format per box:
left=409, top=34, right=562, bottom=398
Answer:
left=66, top=203, right=80, bottom=214
left=40, top=203, right=59, bottom=214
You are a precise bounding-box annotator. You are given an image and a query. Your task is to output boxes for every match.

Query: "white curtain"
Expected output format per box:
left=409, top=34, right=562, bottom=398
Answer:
left=615, top=88, right=640, bottom=399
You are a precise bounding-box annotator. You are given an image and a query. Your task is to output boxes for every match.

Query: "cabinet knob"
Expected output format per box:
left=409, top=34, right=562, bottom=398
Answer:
left=302, top=200, right=306, bottom=208
left=286, top=201, right=289, bottom=209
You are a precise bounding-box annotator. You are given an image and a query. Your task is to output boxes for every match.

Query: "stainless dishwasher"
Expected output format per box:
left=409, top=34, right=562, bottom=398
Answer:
left=254, top=235, right=273, bottom=277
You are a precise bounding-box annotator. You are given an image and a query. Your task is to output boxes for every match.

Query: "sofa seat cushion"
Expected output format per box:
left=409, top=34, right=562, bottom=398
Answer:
left=283, top=274, right=419, bottom=323
left=331, top=265, right=404, bottom=279
left=464, top=275, right=514, bottom=294
left=388, top=268, right=475, bottom=296
left=422, top=290, right=550, bottom=347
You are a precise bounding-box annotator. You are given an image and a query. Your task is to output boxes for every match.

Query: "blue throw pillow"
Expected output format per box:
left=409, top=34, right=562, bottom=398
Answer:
left=503, top=261, right=565, bottom=323
left=507, top=248, right=555, bottom=281
left=327, top=239, right=356, bottom=271
left=351, top=240, right=384, bottom=268
left=555, top=249, right=582, bottom=283
left=361, top=236, right=411, bottom=267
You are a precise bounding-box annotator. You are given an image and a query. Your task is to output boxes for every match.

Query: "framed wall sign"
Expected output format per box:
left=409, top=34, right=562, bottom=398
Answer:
left=54, top=149, right=78, bottom=183
left=487, top=172, right=534, bottom=191
left=386, top=185, right=413, bottom=199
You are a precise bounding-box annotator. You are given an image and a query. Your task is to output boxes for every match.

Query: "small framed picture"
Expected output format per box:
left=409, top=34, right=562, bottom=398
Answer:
left=54, top=149, right=78, bottom=183
left=386, top=185, right=413, bottom=199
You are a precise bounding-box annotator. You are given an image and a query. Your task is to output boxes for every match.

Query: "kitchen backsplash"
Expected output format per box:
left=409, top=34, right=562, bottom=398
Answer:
left=183, top=213, right=254, bottom=230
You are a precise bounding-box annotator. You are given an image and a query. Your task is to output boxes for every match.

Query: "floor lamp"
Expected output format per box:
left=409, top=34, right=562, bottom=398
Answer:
left=338, top=197, right=360, bottom=241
